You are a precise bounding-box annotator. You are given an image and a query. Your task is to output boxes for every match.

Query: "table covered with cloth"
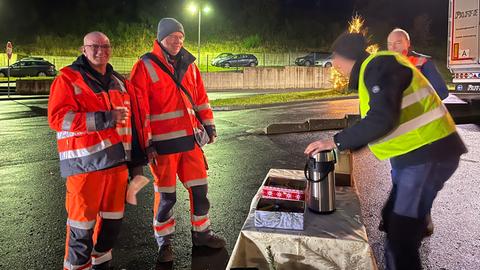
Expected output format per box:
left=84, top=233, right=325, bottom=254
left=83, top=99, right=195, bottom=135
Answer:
left=227, top=169, right=377, bottom=270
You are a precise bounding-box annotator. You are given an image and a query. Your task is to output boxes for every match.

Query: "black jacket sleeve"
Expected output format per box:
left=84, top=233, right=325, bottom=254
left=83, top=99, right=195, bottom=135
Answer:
left=333, top=55, right=412, bottom=151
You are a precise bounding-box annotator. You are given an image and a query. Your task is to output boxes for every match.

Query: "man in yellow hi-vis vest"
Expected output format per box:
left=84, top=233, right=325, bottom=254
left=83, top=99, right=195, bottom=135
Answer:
left=305, top=32, right=467, bottom=270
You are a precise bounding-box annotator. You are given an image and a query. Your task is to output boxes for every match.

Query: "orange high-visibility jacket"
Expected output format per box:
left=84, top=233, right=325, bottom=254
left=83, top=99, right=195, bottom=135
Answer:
left=48, top=64, right=151, bottom=177
left=130, top=41, right=215, bottom=154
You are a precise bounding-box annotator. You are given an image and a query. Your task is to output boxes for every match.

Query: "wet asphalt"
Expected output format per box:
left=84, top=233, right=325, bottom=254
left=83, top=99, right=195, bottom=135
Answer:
left=0, top=98, right=479, bottom=269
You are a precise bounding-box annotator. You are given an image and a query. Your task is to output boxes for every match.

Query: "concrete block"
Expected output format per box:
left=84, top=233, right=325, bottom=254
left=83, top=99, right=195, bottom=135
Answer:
left=265, top=122, right=309, bottom=134
left=309, top=118, right=347, bottom=131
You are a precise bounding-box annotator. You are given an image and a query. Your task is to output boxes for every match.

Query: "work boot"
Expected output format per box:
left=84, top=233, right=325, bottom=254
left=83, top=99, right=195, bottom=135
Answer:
left=157, top=244, right=174, bottom=263
left=192, top=230, right=226, bottom=249
left=425, top=214, right=434, bottom=237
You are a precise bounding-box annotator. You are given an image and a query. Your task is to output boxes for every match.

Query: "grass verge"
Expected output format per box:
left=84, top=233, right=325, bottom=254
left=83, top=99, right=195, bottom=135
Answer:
left=210, top=89, right=356, bottom=107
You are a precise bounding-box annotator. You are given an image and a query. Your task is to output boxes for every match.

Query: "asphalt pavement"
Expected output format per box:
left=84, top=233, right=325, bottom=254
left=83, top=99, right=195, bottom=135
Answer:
left=0, top=98, right=479, bottom=269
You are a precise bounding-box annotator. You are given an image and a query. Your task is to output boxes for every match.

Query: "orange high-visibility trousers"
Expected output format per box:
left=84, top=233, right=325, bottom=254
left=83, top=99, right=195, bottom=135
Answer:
left=63, top=165, right=128, bottom=270
left=149, top=145, right=211, bottom=247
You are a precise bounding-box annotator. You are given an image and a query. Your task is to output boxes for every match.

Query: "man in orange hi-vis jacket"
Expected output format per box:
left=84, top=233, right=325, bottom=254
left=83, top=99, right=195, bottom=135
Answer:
left=48, top=31, right=150, bottom=270
left=130, top=18, right=225, bottom=263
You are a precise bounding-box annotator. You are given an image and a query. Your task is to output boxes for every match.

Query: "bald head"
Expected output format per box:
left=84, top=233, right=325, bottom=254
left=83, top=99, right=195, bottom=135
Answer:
left=82, top=31, right=111, bottom=74
left=83, top=31, right=110, bottom=46
left=387, top=28, right=410, bottom=55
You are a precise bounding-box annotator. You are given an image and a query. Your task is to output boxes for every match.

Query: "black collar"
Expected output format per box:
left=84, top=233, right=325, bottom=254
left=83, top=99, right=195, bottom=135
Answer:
left=348, top=53, right=369, bottom=91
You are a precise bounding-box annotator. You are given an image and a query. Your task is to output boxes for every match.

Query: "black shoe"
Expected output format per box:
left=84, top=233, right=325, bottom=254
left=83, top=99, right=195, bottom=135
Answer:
left=92, top=261, right=111, bottom=270
left=192, top=230, right=226, bottom=249
left=424, top=215, right=434, bottom=237
left=157, top=244, right=174, bottom=263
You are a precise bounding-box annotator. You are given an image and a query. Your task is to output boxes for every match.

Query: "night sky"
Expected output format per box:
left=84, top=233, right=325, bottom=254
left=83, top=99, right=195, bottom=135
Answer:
left=0, top=0, right=449, bottom=50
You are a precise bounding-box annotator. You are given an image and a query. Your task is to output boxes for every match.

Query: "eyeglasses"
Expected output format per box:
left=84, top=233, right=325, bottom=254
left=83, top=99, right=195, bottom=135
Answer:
left=166, top=34, right=185, bottom=42
left=84, top=44, right=112, bottom=50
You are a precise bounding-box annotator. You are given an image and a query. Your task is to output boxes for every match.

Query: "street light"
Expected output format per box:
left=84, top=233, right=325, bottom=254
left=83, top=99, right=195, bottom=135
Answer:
left=187, top=2, right=211, bottom=67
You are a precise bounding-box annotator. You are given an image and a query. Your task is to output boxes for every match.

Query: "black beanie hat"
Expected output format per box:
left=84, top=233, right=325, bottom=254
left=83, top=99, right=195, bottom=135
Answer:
left=331, top=32, right=368, bottom=60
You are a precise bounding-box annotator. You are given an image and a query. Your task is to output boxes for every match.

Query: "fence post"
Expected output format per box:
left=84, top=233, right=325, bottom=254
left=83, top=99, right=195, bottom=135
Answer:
left=263, top=53, right=266, bottom=67
left=206, top=54, right=209, bottom=73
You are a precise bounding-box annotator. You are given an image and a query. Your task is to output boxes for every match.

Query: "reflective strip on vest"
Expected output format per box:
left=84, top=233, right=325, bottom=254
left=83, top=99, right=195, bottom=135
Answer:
left=64, top=260, right=92, bottom=270
left=184, top=178, right=208, bottom=189
left=196, top=103, right=211, bottom=111
left=151, top=110, right=184, bottom=121
left=123, top=143, right=132, bottom=151
left=59, top=139, right=113, bottom=160
left=86, top=112, right=96, bottom=132
left=152, top=130, right=188, bottom=141
left=401, top=87, right=434, bottom=109
left=62, top=111, right=76, bottom=131
left=67, top=218, right=96, bottom=230
left=91, top=250, right=112, bottom=266
left=56, top=131, right=87, bottom=140
left=99, top=211, right=124, bottom=219
left=143, top=59, right=159, bottom=83
left=154, top=185, right=176, bottom=193
left=374, top=106, right=447, bottom=144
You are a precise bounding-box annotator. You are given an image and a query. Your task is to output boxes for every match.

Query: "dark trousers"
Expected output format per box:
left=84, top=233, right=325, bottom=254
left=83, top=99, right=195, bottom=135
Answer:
left=383, top=156, right=460, bottom=270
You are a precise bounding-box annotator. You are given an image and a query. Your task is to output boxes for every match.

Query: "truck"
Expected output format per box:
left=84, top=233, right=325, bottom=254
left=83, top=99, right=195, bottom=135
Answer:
left=448, top=0, right=480, bottom=92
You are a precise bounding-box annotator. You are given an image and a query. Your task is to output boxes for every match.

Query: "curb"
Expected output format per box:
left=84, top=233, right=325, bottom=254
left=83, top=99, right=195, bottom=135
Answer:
left=212, top=95, right=358, bottom=111
left=0, top=95, right=49, bottom=101
left=264, top=114, right=361, bottom=135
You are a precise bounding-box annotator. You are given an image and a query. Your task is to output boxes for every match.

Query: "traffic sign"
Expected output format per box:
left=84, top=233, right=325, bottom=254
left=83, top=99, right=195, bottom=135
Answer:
left=6, top=41, right=13, bottom=60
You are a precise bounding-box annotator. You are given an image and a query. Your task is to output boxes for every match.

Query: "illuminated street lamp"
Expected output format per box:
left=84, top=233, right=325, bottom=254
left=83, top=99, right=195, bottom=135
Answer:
left=187, top=2, right=211, bottom=67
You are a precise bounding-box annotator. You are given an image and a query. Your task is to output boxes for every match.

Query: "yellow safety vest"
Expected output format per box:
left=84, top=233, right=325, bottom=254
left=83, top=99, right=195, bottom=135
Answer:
left=358, top=51, right=456, bottom=160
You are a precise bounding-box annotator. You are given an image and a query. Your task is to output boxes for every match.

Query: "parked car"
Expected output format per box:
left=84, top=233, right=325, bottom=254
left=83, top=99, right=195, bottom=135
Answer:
left=295, top=52, right=330, bottom=66
left=212, top=53, right=258, bottom=68
left=211, top=53, right=234, bottom=66
left=314, top=54, right=333, bottom=67
left=0, top=57, right=57, bottom=77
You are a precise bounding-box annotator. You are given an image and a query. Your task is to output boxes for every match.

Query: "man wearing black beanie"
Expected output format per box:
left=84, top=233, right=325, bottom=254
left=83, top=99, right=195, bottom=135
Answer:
left=305, top=32, right=467, bottom=270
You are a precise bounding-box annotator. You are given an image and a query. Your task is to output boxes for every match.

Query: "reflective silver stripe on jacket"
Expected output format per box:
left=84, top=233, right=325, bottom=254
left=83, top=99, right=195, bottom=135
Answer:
left=62, top=111, right=76, bottom=131
left=112, top=76, right=127, bottom=93
left=86, top=112, right=96, bottom=132
left=116, top=127, right=132, bottom=136
left=183, top=178, right=208, bottom=189
left=73, top=84, right=82, bottom=95
left=187, top=108, right=196, bottom=115
left=152, top=130, right=188, bottom=141
left=99, top=211, right=124, bottom=219
left=142, top=59, right=159, bottom=83
left=401, top=87, right=434, bottom=109
left=196, top=103, right=211, bottom=111
left=67, top=218, right=96, bottom=230
left=151, top=110, right=184, bottom=121
left=56, top=131, right=87, bottom=140
left=373, top=106, right=447, bottom=144
left=59, top=139, right=113, bottom=160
